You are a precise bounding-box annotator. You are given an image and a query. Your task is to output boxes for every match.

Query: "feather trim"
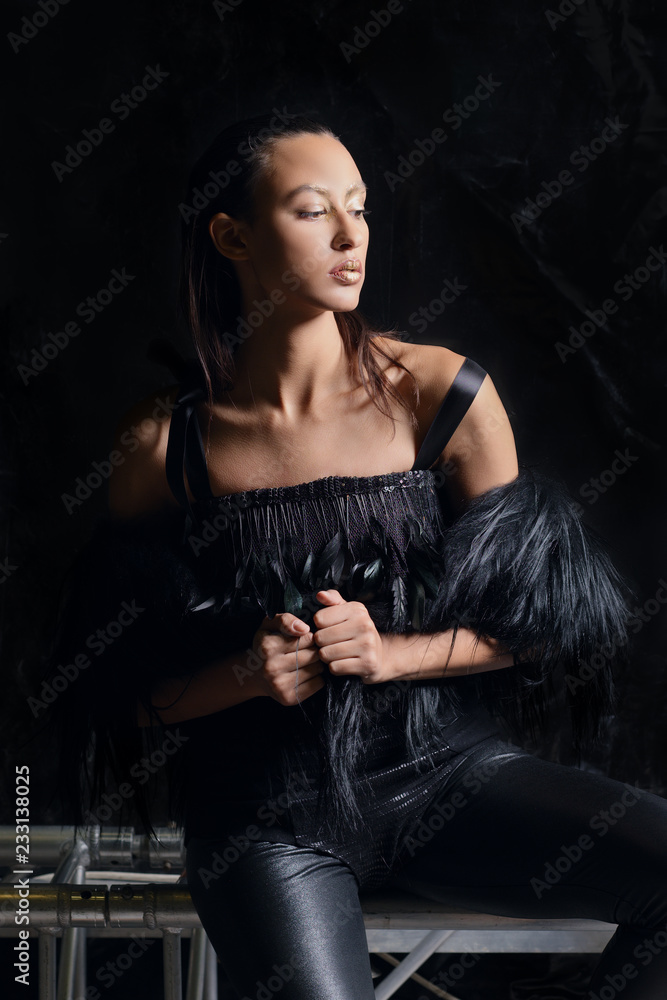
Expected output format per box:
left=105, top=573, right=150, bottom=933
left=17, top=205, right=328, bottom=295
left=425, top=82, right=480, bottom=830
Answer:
left=423, top=465, right=636, bottom=745
left=42, top=466, right=636, bottom=844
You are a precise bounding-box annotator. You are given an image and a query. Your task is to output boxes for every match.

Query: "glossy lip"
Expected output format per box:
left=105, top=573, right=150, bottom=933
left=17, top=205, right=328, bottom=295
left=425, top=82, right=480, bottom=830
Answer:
left=328, top=257, right=363, bottom=276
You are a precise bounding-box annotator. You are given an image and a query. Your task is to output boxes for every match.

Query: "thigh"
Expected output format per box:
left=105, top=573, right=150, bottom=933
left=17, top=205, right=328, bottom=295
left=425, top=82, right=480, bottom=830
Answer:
left=185, top=835, right=376, bottom=1000
left=389, top=748, right=667, bottom=928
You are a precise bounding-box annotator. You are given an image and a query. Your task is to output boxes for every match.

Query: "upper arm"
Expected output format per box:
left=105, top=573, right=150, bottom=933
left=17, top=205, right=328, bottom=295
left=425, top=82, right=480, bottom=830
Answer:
left=410, top=346, right=518, bottom=508
left=107, top=385, right=181, bottom=520
left=440, top=372, right=519, bottom=505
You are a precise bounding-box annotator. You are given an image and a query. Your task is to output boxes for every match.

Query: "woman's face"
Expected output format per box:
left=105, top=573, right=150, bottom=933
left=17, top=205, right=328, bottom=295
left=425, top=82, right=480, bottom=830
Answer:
left=211, top=132, right=369, bottom=316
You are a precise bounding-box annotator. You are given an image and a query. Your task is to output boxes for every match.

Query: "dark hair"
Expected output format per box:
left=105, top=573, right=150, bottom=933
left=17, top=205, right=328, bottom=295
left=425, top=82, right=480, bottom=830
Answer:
left=177, top=111, right=419, bottom=428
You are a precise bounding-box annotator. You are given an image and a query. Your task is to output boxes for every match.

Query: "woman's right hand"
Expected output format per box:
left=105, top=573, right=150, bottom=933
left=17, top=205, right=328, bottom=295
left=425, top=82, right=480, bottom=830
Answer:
left=251, top=613, right=325, bottom=705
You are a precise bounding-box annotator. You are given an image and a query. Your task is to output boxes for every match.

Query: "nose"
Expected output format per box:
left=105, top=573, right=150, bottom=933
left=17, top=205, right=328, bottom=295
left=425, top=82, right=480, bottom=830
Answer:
left=332, top=210, right=365, bottom=250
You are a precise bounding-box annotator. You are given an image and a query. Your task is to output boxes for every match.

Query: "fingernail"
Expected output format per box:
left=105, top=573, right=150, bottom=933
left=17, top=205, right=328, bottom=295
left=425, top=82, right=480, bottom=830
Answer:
left=293, top=621, right=308, bottom=632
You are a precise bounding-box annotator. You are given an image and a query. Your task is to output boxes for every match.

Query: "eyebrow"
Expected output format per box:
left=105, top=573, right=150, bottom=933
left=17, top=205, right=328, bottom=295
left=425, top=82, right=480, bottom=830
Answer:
left=284, top=181, right=368, bottom=202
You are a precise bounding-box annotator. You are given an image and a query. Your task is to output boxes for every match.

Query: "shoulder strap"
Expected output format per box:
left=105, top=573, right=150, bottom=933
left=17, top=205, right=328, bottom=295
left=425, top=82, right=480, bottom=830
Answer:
left=411, top=357, right=487, bottom=471
left=165, top=361, right=214, bottom=519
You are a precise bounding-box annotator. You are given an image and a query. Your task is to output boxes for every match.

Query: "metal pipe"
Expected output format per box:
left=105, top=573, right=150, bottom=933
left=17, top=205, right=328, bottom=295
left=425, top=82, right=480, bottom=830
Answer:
left=163, top=928, right=183, bottom=1000
left=0, top=885, right=108, bottom=931
left=0, top=825, right=186, bottom=869
left=74, top=928, right=87, bottom=998
left=185, top=926, right=207, bottom=1000
left=39, top=930, right=59, bottom=1000
left=51, top=843, right=90, bottom=886
left=56, top=863, right=87, bottom=1000
left=204, top=935, right=218, bottom=1000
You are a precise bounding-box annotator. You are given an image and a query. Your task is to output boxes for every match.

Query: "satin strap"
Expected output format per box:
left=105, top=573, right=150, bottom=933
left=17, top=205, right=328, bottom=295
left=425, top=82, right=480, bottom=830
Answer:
left=165, top=355, right=488, bottom=509
left=410, top=357, right=487, bottom=471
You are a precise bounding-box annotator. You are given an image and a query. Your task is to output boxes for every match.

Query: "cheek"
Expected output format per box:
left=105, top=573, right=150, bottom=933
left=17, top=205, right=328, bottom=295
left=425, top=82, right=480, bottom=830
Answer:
left=280, top=231, right=329, bottom=282
left=251, top=219, right=332, bottom=288
left=276, top=216, right=336, bottom=278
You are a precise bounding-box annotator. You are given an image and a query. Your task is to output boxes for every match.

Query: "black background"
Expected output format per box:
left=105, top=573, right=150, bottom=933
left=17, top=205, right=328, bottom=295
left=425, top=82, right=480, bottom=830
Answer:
left=2, top=0, right=667, bottom=996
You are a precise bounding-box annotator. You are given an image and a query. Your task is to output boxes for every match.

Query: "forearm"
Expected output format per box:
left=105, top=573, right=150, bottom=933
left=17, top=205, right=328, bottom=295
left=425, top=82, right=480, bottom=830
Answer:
left=136, top=647, right=263, bottom=726
left=381, top=627, right=515, bottom=681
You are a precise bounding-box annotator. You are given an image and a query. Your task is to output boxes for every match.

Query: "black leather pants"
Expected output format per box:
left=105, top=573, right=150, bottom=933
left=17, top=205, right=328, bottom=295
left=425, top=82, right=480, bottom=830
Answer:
left=185, top=745, right=667, bottom=1000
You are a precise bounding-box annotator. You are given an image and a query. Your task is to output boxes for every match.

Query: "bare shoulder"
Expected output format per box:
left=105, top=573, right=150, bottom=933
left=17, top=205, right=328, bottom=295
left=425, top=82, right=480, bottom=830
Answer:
left=107, top=383, right=182, bottom=520
left=379, top=338, right=519, bottom=500
left=376, top=338, right=475, bottom=408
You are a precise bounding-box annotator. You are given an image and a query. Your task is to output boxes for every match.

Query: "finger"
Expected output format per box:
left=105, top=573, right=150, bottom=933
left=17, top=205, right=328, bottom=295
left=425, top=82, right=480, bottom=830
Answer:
left=283, top=647, right=323, bottom=670
left=290, top=660, right=325, bottom=683
left=317, top=638, right=374, bottom=665
left=262, top=612, right=311, bottom=637
left=321, top=656, right=369, bottom=678
left=292, top=674, right=326, bottom=701
left=313, top=621, right=357, bottom=646
left=277, top=632, right=318, bottom=654
left=276, top=612, right=312, bottom=638
left=315, top=589, right=346, bottom=605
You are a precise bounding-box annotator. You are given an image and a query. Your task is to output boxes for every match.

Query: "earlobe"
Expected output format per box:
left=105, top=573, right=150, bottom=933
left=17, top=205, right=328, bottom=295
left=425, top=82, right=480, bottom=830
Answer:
left=208, top=212, right=248, bottom=260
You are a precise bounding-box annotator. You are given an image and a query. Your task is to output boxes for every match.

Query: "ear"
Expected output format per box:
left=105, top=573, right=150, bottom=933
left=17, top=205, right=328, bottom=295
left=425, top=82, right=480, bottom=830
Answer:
left=208, top=212, right=249, bottom=261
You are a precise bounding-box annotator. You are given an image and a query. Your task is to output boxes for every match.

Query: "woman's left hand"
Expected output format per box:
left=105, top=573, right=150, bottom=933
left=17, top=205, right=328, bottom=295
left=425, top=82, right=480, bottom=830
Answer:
left=312, top=590, right=391, bottom=684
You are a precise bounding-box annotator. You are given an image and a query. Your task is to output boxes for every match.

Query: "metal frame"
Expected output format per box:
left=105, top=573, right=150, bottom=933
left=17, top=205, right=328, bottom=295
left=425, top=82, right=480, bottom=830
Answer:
left=0, top=826, right=617, bottom=1000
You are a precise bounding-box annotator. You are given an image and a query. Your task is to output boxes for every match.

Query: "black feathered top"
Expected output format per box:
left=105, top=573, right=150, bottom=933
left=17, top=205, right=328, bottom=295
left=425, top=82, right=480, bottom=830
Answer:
left=44, top=354, right=635, bottom=890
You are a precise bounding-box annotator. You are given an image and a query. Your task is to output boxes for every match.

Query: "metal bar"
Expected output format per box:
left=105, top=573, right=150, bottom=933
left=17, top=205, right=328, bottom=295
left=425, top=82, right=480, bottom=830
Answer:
left=39, top=930, right=58, bottom=1000
left=56, top=862, right=87, bottom=1000
left=56, top=928, right=78, bottom=1000
left=204, top=935, right=218, bottom=1000
left=374, top=929, right=457, bottom=1000
left=52, top=843, right=90, bottom=886
left=74, top=928, right=87, bottom=997
left=185, top=926, right=206, bottom=1000
left=0, top=825, right=185, bottom=869
left=163, top=928, right=183, bottom=1000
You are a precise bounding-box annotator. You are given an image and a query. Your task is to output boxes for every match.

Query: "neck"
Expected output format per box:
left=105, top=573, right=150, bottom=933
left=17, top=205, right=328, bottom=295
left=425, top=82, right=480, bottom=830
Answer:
left=227, top=307, right=356, bottom=416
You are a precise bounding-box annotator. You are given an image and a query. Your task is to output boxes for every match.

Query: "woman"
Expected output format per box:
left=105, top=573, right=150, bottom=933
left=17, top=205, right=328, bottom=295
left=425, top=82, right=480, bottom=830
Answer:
left=48, top=113, right=667, bottom=998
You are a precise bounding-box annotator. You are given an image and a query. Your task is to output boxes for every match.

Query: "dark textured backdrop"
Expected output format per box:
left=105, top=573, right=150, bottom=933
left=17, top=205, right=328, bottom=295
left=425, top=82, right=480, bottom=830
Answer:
left=2, top=0, right=666, bottom=996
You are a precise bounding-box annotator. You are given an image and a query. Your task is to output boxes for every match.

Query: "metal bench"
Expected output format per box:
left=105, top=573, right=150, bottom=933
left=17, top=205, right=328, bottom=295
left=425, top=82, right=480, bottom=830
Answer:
left=0, top=826, right=616, bottom=1000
